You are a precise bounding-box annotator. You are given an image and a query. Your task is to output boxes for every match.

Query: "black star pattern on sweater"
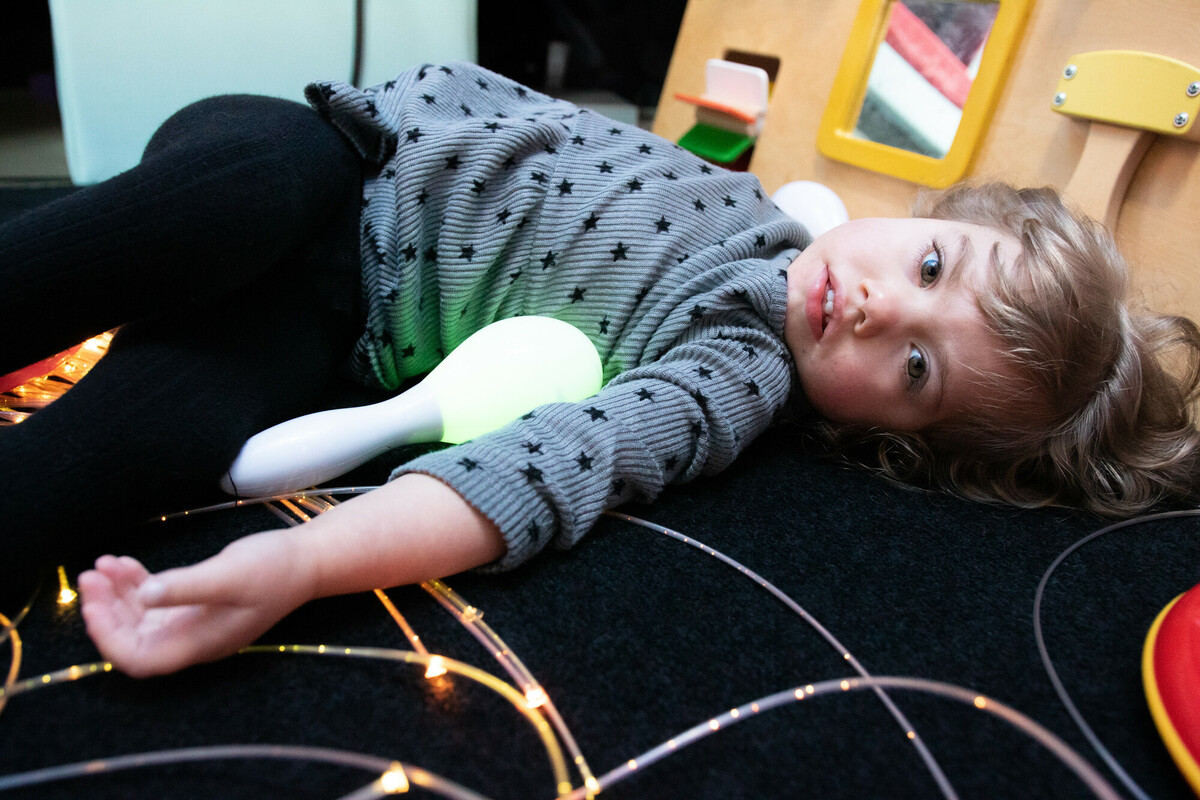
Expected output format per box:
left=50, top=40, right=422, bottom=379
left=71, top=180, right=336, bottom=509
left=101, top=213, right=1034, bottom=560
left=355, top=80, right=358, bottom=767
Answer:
left=524, top=441, right=543, bottom=454
left=400, top=344, right=415, bottom=358
left=476, top=77, right=490, bottom=90
left=689, top=304, right=706, bottom=323
left=417, top=189, right=429, bottom=204
left=742, top=344, right=758, bottom=359
left=634, top=285, right=650, bottom=305
left=694, top=199, right=706, bottom=212
left=599, top=316, right=610, bottom=334
left=460, top=245, right=475, bottom=260
left=576, top=452, right=594, bottom=472
left=583, top=213, right=599, bottom=232
left=497, top=209, right=511, bottom=223
left=745, top=380, right=760, bottom=396
left=458, top=457, right=479, bottom=471
left=471, top=179, right=487, bottom=194
left=626, top=178, right=643, bottom=192
left=700, top=164, right=713, bottom=174
left=691, top=421, right=704, bottom=437
left=655, top=216, right=671, bottom=233
left=597, top=161, right=614, bottom=174
left=609, top=127, right=622, bottom=135
left=664, top=455, right=679, bottom=471
left=484, top=121, right=501, bottom=132
left=527, top=521, right=542, bottom=543
left=755, top=234, right=767, bottom=247
left=723, top=195, right=737, bottom=207
left=571, top=135, right=586, bottom=145
left=570, top=287, right=586, bottom=303
left=520, top=463, right=544, bottom=483
left=444, top=154, right=460, bottom=169
left=439, top=65, right=454, bottom=75
left=541, top=251, right=557, bottom=270
left=421, top=93, right=436, bottom=104
left=544, top=143, right=557, bottom=155
left=531, top=171, right=548, bottom=184
left=664, top=170, right=678, bottom=180
left=401, top=243, right=417, bottom=261
left=692, top=389, right=709, bottom=411
left=638, top=143, right=652, bottom=154
left=637, top=388, right=655, bottom=401
left=406, top=127, right=423, bottom=142
left=557, top=179, right=573, bottom=195
left=521, top=410, right=536, bottom=420
left=611, top=243, right=628, bottom=261
left=584, top=407, right=608, bottom=421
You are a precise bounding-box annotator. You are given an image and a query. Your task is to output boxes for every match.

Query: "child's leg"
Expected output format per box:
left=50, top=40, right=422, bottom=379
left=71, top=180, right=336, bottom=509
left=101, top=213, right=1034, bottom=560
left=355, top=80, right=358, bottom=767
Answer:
left=0, top=94, right=366, bottom=597
left=0, top=93, right=363, bottom=375
left=0, top=271, right=359, bottom=598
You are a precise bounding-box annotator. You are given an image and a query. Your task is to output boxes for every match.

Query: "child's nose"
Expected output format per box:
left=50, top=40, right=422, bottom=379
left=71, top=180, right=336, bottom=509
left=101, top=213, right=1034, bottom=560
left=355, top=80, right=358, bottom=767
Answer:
left=853, top=279, right=904, bottom=337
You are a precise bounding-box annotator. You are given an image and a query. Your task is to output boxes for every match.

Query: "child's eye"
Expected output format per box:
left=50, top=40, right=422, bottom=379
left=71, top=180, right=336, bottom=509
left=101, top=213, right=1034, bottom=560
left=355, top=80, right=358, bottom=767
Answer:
left=906, top=347, right=927, bottom=385
left=919, top=247, right=943, bottom=286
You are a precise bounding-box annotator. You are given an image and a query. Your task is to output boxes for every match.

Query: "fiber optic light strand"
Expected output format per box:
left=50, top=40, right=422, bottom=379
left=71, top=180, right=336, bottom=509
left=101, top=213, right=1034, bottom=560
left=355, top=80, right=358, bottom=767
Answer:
left=557, top=676, right=1121, bottom=800
left=239, top=645, right=574, bottom=796
left=270, top=495, right=598, bottom=795
left=421, top=580, right=599, bottom=795
left=0, top=744, right=493, bottom=800
left=606, top=511, right=957, bottom=800
left=1034, top=508, right=1200, bottom=800
left=0, top=612, right=22, bottom=717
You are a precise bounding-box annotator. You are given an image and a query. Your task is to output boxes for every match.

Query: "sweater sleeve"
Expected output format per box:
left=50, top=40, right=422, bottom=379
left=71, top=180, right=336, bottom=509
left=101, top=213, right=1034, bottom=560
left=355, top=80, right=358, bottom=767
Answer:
left=392, top=308, right=794, bottom=570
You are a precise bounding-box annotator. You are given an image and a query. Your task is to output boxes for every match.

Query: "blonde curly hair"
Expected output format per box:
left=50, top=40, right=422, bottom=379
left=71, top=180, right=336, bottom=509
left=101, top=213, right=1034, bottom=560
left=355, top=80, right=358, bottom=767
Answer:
left=816, top=182, right=1200, bottom=516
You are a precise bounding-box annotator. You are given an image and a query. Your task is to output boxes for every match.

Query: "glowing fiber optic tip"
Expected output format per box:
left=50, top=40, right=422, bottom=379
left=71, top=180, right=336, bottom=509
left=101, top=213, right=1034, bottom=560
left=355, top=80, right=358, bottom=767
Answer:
left=524, top=686, right=549, bottom=708
left=840, top=680, right=851, bottom=691
left=974, top=696, right=988, bottom=709
left=56, top=566, right=77, bottom=605
left=380, top=763, right=410, bottom=793
left=424, top=655, right=448, bottom=679
left=584, top=776, right=601, bottom=792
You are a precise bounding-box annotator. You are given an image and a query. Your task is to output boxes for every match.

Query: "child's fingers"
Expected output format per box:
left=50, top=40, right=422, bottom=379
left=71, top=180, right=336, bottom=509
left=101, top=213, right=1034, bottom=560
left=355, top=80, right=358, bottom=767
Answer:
left=137, top=561, right=238, bottom=609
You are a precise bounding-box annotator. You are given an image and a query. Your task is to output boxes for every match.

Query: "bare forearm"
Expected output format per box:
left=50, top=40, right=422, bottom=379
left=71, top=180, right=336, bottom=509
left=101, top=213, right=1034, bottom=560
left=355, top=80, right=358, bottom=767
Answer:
left=288, top=473, right=505, bottom=601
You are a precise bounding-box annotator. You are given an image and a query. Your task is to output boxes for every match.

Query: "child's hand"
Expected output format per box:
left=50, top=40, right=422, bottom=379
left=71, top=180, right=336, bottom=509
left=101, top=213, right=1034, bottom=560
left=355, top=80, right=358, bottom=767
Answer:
left=79, top=533, right=314, bottom=678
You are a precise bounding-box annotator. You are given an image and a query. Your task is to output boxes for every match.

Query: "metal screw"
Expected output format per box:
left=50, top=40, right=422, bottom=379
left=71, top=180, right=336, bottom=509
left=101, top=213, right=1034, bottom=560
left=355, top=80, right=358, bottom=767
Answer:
left=1175, top=112, right=1190, bottom=128
left=1188, top=81, right=1200, bottom=98
left=1053, top=92, right=1067, bottom=106
left=1063, top=64, right=1077, bottom=79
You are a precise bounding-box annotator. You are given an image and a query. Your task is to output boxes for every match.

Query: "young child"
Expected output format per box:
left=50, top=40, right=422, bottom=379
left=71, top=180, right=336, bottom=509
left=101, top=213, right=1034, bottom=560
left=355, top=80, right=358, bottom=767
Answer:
left=1, top=63, right=1197, bottom=678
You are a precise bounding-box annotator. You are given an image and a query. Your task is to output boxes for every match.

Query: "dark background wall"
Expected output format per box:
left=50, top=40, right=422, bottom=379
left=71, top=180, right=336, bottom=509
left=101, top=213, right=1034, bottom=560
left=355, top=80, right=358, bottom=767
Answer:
left=1, top=1, right=688, bottom=108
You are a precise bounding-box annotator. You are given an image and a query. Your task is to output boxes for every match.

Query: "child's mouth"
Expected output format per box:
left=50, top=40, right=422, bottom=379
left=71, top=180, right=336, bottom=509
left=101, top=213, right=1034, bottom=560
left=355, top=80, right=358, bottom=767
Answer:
left=822, top=282, right=834, bottom=331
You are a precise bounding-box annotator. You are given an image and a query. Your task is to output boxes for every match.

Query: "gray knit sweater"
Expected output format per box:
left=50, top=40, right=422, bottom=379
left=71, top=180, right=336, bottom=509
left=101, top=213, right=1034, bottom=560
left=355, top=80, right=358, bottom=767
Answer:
left=306, top=63, right=808, bottom=569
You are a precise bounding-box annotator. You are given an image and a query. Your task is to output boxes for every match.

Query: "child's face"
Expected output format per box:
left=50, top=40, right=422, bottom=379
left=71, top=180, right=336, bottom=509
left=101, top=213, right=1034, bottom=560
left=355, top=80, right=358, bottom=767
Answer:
left=783, top=217, right=1022, bottom=432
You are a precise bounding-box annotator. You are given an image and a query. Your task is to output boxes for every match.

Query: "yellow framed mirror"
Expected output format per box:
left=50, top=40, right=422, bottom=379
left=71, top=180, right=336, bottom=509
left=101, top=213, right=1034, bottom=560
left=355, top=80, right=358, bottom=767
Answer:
left=817, top=0, right=1034, bottom=187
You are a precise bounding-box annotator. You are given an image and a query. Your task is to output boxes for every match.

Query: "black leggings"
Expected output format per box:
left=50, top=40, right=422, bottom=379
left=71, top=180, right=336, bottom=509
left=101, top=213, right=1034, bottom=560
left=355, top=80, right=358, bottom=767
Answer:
left=0, top=95, right=365, bottom=593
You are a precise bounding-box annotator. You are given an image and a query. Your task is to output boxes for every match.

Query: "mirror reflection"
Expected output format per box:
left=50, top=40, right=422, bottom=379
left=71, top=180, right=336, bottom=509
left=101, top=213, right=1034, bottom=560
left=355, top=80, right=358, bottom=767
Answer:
left=854, top=0, right=999, bottom=158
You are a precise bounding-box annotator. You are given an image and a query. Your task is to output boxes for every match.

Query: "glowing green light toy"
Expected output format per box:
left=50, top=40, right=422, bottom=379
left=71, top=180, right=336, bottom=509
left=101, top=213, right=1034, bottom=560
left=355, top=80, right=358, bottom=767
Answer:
left=220, top=317, right=602, bottom=497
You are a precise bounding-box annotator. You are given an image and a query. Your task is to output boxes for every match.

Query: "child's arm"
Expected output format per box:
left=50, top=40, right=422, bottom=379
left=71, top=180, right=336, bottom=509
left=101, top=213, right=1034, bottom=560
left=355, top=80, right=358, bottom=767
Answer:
left=79, top=474, right=503, bottom=678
